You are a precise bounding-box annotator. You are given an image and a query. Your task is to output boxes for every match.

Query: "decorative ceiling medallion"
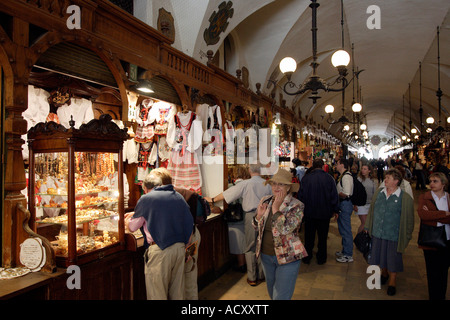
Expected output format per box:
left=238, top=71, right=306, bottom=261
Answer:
left=371, top=135, right=381, bottom=145
left=203, top=1, right=234, bottom=46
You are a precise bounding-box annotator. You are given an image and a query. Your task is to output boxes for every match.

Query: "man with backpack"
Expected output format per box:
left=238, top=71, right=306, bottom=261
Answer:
left=335, top=158, right=354, bottom=263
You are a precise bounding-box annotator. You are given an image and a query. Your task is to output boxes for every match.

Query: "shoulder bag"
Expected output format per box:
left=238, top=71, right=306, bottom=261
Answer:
left=418, top=223, right=447, bottom=249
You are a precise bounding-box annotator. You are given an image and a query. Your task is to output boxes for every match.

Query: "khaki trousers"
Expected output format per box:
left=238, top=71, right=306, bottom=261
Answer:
left=144, top=242, right=185, bottom=300
left=244, top=210, right=264, bottom=281
left=184, top=226, right=201, bottom=300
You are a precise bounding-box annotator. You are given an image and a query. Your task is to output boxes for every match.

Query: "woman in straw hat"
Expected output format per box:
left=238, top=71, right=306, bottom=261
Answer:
left=253, top=168, right=307, bottom=300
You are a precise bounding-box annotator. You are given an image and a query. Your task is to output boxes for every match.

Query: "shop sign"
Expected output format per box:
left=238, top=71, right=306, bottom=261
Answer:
left=19, top=237, right=46, bottom=272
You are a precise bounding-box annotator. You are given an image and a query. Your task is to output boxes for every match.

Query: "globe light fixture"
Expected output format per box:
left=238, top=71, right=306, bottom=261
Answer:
left=278, top=0, right=354, bottom=104
left=331, top=50, right=351, bottom=68
left=352, top=103, right=362, bottom=113
left=426, top=116, right=435, bottom=124
left=279, top=57, right=297, bottom=76
left=325, top=105, right=335, bottom=114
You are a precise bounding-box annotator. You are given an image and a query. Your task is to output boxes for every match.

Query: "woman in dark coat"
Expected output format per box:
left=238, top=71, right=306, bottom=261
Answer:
left=417, top=172, right=450, bottom=300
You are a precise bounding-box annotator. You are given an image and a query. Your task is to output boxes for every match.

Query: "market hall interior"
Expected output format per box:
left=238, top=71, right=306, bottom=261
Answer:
left=0, top=0, right=449, bottom=301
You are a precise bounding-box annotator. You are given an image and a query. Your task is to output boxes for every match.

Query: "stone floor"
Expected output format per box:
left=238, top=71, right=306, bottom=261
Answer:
left=198, top=188, right=448, bottom=300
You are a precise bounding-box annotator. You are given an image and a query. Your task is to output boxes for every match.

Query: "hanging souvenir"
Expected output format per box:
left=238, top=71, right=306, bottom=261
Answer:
left=166, top=111, right=203, bottom=193
left=135, top=99, right=154, bottom=143
left=149, top=101, right=176, bottom=136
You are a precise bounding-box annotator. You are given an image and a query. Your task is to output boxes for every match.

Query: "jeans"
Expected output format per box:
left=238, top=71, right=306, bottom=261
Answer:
left=260, top=253, right=301, bottom=300
left=337, top=199, right=353, bottom=257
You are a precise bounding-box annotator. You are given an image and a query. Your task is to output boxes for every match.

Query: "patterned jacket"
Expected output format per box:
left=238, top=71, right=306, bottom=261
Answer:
left=253, top=194, right=307, bottom=265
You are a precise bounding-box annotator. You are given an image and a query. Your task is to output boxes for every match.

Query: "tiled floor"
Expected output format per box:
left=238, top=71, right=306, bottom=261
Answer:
left=199, top=188, right=448, bottom=300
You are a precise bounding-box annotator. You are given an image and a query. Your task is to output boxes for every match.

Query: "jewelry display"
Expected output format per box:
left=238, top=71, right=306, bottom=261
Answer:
left=28, top=115, right=128, bottom=267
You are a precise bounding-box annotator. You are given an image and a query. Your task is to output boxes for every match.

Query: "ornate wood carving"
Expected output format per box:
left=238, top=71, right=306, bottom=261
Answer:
left=157, top=8, right=175, bottom=43
left=78, top=114, right=129, bottom=139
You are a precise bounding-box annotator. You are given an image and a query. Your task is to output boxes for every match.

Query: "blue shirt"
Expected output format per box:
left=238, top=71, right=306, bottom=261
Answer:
left=132, top=184, right=193, bottom=249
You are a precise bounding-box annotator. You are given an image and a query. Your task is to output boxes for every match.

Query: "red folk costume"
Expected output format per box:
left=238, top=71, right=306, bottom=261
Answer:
left=134, top=99, right=154, bottom=144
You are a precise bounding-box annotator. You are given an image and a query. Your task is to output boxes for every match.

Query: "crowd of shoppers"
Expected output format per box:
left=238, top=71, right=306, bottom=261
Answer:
left=126, top=152, right=449, bottom=301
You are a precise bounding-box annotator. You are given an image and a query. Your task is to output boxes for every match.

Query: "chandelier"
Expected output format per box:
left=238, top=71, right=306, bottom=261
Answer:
left=420, top=26, right=448, bottom=143
left=278, top=0, right=354, bottom=104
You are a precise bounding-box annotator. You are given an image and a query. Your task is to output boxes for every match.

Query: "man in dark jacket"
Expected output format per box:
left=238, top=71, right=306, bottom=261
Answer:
left=297, top=159, right=339, bottom=264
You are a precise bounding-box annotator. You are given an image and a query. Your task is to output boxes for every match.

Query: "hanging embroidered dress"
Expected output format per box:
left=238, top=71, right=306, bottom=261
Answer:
left=149, top=101, right=176, bottom=136
left=134, top=99, right=154, bottom=143
left=166, top=111, right=203, bottom=193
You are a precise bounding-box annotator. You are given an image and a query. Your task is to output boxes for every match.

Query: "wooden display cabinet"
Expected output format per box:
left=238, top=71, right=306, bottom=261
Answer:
left=27, top=115, right=129, bottom=267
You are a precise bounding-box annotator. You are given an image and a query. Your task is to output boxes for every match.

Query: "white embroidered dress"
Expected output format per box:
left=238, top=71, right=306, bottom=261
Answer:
left=166, top=111, right=203, bottom=193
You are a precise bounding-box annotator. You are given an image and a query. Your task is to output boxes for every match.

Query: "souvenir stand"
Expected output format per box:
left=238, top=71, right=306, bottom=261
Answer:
left=27, top=115, right=129, bottom=267
left=0, top=0, right=302, bottom=299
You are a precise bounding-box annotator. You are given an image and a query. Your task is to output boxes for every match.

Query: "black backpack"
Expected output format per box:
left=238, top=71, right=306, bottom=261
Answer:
left=341, top=172, right=367, bottom=206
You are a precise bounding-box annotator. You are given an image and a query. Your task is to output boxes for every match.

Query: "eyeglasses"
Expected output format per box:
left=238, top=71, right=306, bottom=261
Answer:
left=270, top=182, right=288, bottom=187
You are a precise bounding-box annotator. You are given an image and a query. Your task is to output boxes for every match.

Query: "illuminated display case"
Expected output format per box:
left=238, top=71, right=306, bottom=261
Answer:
left=27, top=115, right=129, bottom=267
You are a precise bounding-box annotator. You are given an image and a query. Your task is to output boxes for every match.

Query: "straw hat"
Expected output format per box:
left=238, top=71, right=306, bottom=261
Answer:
left=265, top=168, right=299, bottom=193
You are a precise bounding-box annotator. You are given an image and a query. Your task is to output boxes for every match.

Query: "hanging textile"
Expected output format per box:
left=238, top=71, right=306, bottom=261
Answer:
left=149, top=101, right=176, bottom=135
left=166, top=111, right=203, bottom=193
left=135, top=99, right=154, bottom=143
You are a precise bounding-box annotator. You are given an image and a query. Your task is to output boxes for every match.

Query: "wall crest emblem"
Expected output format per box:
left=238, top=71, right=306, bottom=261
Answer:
left=203, top=1, right=234, bottom=46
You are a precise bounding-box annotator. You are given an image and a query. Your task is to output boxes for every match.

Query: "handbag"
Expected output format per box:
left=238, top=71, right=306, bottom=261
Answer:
left=223, top=202, right=244, bottom=222
left=418, top=223, right=447, bottom=249
left=354, top=231, right=372, bottom=262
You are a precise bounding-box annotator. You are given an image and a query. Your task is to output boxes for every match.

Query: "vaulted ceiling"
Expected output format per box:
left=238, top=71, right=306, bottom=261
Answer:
left=135, top=0, right=449, bottom=149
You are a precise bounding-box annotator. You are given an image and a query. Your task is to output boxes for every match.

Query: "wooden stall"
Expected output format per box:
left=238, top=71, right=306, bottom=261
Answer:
left=0, top=0, right=304, bottom=299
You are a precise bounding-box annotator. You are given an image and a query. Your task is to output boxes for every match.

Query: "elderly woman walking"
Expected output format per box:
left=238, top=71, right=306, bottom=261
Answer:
left=253, top=169, right=307, bottom=300
left=364, top=168, right=415, bottom=296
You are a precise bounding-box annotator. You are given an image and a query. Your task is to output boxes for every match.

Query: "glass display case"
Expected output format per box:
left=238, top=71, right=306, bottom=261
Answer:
left=27, top=115, right=129, bottom=267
